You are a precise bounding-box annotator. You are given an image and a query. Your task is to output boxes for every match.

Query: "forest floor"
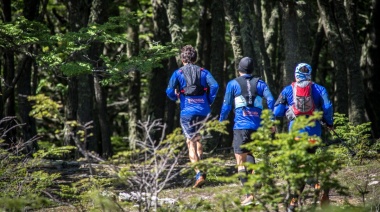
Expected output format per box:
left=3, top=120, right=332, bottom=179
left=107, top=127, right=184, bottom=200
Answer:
left=36, top=150, right=380, bottom=212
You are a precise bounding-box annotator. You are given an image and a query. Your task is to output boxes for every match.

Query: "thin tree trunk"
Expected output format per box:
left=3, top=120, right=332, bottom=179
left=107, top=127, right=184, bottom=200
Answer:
left=2, top=0, right=17, bottom=146
left=166, top=0, right=182, bottom=133
left=17, top=52, right=38, bottom=152
left=88, top=0, right=112, bottom=158
left=148, top=0, right=171, bottom=142
left=262, top=0, right=281, bottom=90
left=297, top=3, right=312, bottom=63
left=281, top=1, right=299, bottom=85
left=16, top=0, right=40, bottom=152
left=317, top=0, right=349, bottom=116
left=333, top=0, right=366, bottom=124
left=125, top=0, right=142, bottom=149
left=253, top=0, right=274, bottom=92
left=224, top=0, right=243, bottom=76
left=65, top=0, right=92, bottom=153
left=319, top=0, right=366, bottom=124
left=240, top=0, right=256, bottom=61
left=210, top=0, right=225, bottom=114
left=361, top=0, right=380, bottom=137
left=196, top=0, right=212, bottom=68
left=310, top=22, right=325, bottom=81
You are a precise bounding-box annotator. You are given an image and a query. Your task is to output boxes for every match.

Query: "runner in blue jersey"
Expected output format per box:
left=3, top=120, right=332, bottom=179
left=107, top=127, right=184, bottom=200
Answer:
left=219, top=57, right=275, bottom=206
left=166, top=45, right=219, bottom=188
left=273, top=63, right=333, bottom=136
left=273, top=63, right=334, bottom=211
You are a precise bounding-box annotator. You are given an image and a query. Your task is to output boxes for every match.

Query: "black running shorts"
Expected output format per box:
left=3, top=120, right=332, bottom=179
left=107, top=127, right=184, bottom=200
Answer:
left=233, top=129, right=256, bottom=154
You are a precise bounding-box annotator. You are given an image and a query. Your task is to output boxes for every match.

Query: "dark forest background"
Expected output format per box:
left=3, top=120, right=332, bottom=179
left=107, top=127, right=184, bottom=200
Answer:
left=1, top=0, right=379, bottom=158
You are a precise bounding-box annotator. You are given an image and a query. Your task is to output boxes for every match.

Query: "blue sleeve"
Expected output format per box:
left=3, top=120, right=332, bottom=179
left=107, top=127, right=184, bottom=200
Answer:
left=257, top=80, right=274, bottom=111
left=319, top=87, right=334, bottom=126
left=219, top=81, right=235, bottom=121
left=206, top=71, right=219, bottom=105
left=166, top=71, right=179, bottom=101
left=273, top=88, right=288, bottom=118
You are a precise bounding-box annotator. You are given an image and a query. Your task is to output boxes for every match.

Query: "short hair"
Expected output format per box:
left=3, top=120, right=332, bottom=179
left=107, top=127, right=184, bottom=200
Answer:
left=180, top=45, right=197, bottom=63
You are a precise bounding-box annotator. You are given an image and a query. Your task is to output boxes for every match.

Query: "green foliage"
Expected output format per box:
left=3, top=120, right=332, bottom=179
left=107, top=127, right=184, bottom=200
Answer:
left=239, top=110, right=345, bottom=210
left=0, top=145, right=76, bottom=210
left=28, top=94, right=62, bottom=121
left=332, top=113, right=377, bottom=164
left=37, top=14, right=177, bottom=83
left=0, top=17, right=50, bottom=49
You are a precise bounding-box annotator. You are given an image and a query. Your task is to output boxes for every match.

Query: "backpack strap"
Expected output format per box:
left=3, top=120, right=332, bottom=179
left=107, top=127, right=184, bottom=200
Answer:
left=179, top=65, right=207, bottom=95
left=235, top=76, right=259, bottom=106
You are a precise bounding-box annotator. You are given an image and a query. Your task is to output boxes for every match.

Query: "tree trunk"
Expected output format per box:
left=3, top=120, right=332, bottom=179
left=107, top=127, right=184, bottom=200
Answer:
left=126, top=0, right=142, bottom=149
left=317, top=0, right=349, bottom=116
left=240, top=0, right=256, bottom=61
left=65, top=0, right=92, bottom=153
left=297, top=2, right=312, bottom=63
left=318, top=0, right=366, bottom=124
left=166, top=0, right=182, bottom=133
left=88, top=0, right=112, bottom=158
left=224, top=0, right=243, bottom=76
left=253, top=0, right=274, bottom=92
left=333, top=0, right=366, bottom=124
left=196, top=0, right=212, bottom=68
left=210, top=0, right=225, bottom=117
left=15, top=0, right=40, bottom=153
left=1, top=0, right=17, bottom=146
left=17, top=52, right=38, bottom=152
left=310, top=22, right=325, bottom=81
left=281, top=1, right=299, bottom=86
left=148, top=0, right=171, bottom=142
left=262, top=0, right=281, bottom=91
left=361, top=0, right=380, bottom=137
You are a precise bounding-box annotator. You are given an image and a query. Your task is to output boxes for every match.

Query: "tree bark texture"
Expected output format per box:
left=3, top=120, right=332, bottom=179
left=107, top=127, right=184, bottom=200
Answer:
left=224, top=0, right=243, bottom=76
left=148, top=0, right=171, bottom=142
left=324, top=0, right=366, bottom=124
left=336, top=0, right=366, bottom=124
left=166, top=0, right=182, bottom=133
left=240, top=0, right=256, bottom=62
left=281, top=1, right=299, bottom=86
left=66, top=0, right=95, bottom=153
left=125, top=0, right=143, bottom=149
left=317, top=0, right=349, bottom=116
left=210, top=0, right=225, bottom=116
left=361, top=0, right=380, bottom=137
left=262, top=0, right=281, bottom=91
left=196, top=0, right=212, bottom=68
left=89, top=0, right=112, bottom=158
left=310, top=22, right=325, bottom=81
left=253, top=0, right=275, bottom=93
left=297, top=2, right=313, bottom=63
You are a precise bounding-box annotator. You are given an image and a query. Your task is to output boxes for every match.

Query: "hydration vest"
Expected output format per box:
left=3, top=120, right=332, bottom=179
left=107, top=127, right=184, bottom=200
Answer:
left=291, top=81, right=315, bottom=116
left=179, top=64, right=207, bottom=96
left=234, top=76, right=259, bottom=108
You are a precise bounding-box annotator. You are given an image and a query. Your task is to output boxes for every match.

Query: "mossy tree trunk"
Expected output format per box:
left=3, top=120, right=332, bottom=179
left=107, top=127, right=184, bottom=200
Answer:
left=361, top=0, right=380, bottom=137
left=318, top=0, right=366, bottom=124
left=281, top=0, right=299, bottom=86
left=166, top=0, right=183, bottom=133
left=224, top=0, right=243, bottom=77
left=318, top=0, right=348, bottom=116
left=253, top=0, right=275, bottom=93
left=148, top=0, right=171, bottom=142
left=126, top=0, right=142, bottom=149
left=210, top=0, right=225, bottom=117
left=89, top=0, right=113, bottom=158
left=196, top=0, right=212, bottom=68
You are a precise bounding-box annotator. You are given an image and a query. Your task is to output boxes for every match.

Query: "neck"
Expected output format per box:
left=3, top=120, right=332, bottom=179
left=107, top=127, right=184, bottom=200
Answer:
left=239, top=72, right=249, bottom=76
